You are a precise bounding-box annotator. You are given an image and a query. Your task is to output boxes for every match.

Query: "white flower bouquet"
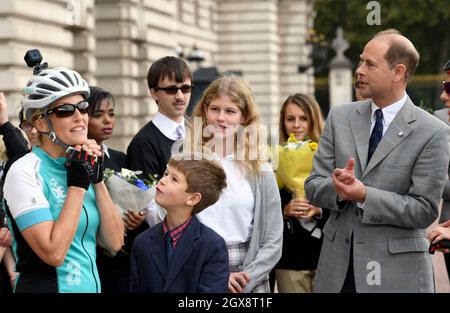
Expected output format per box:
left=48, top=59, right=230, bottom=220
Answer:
left=104, top=168, right=157, bottom=216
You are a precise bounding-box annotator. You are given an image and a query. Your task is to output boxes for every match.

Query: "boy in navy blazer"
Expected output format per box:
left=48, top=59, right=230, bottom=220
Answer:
left=130, top=154, right=229, bottom=292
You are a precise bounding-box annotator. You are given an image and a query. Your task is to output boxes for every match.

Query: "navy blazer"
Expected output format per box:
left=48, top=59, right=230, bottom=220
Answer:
left=130, top=215, right=229, bottom=293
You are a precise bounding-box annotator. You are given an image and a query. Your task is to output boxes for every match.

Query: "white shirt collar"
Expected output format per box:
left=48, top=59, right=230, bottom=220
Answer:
left=371, top=92, right=407, bottom=129
left=152, top=112, right=185, bottom=141
left=211, top=152, right=235, bottom=161
left=102, top=143, right=110, bottom=159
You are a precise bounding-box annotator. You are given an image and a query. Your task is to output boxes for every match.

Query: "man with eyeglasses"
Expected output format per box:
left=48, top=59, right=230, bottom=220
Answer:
left=127, top=56, right=193, bottom=180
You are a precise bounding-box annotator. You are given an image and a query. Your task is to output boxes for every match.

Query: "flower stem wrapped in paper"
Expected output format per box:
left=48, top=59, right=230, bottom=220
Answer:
left=275, top=133, right=318, bottom=199
left=104, top=168, right=157, bottom=217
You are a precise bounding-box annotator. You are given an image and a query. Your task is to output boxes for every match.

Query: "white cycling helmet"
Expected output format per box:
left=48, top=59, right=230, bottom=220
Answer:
left=21, top=66, right=90, bottom=121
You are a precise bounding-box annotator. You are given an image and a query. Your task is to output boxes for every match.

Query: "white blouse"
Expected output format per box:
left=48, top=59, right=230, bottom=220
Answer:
left=196, top=155, right=255, bottom=245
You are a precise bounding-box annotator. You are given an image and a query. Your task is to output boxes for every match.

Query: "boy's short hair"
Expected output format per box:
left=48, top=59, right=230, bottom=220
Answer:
left=147, top=56, right=192, bottom=89
left=168, top=155, right=227, bottom=215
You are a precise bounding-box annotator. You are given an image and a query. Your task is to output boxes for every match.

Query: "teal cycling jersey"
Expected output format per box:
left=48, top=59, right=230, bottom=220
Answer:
left=3, top=146, right=101, bottom=293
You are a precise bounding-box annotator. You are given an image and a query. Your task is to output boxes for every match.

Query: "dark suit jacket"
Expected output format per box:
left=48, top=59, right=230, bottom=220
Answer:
left=104, top=148, right=127, bottom=172
left=276, top=188, right=329, bottom=270
left=130, top=215, right=229, bottom=293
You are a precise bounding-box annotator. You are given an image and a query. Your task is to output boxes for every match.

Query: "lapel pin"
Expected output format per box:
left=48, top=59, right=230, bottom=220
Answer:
left=398, top=131, right=404, bottom=137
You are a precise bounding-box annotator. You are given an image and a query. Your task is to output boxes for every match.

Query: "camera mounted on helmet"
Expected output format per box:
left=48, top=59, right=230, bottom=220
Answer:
left=24, top=49, right=48, bottom=75
left=21, top=49, right=90, bottom=153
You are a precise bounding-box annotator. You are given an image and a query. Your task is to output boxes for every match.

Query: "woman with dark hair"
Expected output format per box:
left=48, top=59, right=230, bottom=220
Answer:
left=86, top=87, right=126, bottom=172
left=86, top=86, right=145, bottom=293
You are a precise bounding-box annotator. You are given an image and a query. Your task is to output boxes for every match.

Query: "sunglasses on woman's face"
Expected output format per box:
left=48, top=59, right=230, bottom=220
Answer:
left=443, top=81, right=450, bottom=95
left=46, top=101, right=89, bottom=118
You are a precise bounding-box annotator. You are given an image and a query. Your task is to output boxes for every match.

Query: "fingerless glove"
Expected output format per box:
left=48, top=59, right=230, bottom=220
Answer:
left=65, top=149, right=96, bottom=190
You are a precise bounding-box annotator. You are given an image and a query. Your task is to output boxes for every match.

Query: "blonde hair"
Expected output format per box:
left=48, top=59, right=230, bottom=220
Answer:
left=190, top=76, right=263, bottom=174
left=26, top=107, right=48, bottom=145
left=0, top=138, right=7, bottom=161
left=278, top=93, right=324, bottom=144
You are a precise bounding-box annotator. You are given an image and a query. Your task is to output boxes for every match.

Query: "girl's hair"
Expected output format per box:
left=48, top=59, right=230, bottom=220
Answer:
left=0, top=138, right=6, bottom=161
left=190, top=76, right=263, bottom=173
left=278, top=93, right=324, bottom=143
left=86, top=86, right=115, bottom=117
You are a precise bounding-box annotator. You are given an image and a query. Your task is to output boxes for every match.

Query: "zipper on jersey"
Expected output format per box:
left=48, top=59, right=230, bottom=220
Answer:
left=81, top=205, right=99, bottom=292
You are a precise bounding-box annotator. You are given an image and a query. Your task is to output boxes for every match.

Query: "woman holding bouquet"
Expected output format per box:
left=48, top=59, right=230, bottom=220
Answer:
left=273, top=93, right=328, bottom=293
left=86, top=86, right=147, bottom=293
left=3, top=65, right=124, bottom=292
left=189, top=76, right=283, bottom=293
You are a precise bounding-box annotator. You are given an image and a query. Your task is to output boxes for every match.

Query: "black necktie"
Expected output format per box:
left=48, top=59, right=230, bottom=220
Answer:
left=165, top=233, right=174, bottom=266
left=368, top=109, right=383, bottom=162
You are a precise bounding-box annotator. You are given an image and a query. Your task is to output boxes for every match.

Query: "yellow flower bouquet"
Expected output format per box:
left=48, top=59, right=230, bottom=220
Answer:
left=275, top=133, right=318, bottom=199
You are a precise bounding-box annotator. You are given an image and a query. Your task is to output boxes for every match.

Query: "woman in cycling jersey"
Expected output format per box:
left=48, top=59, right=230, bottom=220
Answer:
left=3, top=66, right=124, bottom=293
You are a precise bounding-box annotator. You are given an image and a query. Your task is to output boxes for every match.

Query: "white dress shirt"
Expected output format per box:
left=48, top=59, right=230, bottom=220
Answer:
left=358, top=93, right=407, bottom=208
left=370, top=92, right=407, bottom=135
left=152, top=111, right=185, bottom=141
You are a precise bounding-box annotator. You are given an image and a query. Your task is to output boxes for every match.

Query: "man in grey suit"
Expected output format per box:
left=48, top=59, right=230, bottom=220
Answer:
left=305, top=31, right=449, bottom=292
left=428, top=60, right=450, bottom=278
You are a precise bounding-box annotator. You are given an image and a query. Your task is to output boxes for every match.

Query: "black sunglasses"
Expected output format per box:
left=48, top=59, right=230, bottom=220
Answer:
left=443, top=81, right=450, bottom=95
left=154, top=84, right=194, bottom=95
left=46, top=101, right=89, bottom=118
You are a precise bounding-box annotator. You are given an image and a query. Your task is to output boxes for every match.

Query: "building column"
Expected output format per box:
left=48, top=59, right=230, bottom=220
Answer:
left=0, top=0, right=80, bottom=123
left=95, top=0, right=159, bottom=150
left=279, top=0, right=315, bottom=100
left=217, top=0, right=280, bottom=126
left=66, top=0, right=97, bottom=83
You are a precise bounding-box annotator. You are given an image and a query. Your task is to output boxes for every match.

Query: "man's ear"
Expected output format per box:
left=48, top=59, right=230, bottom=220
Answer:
left=392, top=64, right=407, bottom=83
left=186, top=192, right=202, bottom=207
left=150, top=87, right=158, bottom=101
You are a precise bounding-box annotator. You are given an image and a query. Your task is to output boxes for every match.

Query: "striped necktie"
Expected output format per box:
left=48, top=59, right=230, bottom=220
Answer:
left=175, top=125, right=184, bottom=140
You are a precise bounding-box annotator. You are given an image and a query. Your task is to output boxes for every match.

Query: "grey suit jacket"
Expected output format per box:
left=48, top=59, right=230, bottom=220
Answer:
left=433, top=108, right=450, bottom=222
left=305, top=97, right=449, bottom=292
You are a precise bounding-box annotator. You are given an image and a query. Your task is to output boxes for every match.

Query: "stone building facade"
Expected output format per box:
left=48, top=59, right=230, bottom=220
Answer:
left=0, top=0, right=315, bottom=151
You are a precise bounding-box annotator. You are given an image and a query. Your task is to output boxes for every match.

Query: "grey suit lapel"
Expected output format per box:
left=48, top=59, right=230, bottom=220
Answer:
left=350, top=100, right=371, bottom=172
left=362, top=97, right=416, bottom=178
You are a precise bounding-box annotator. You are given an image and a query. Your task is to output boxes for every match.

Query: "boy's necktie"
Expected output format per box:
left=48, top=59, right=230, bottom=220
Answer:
left=165, top=233, right=174, bottom=266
